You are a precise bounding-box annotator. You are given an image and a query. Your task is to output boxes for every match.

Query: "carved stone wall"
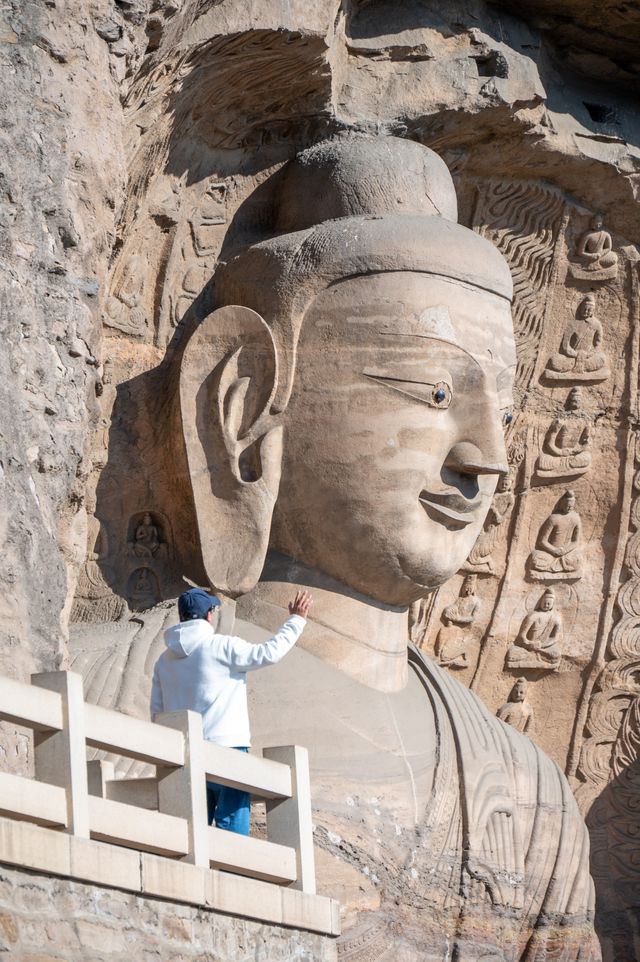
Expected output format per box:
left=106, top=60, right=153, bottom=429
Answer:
left=3, top=0, right=640, bottom=959
left=413, top=180, right=640, bottom=959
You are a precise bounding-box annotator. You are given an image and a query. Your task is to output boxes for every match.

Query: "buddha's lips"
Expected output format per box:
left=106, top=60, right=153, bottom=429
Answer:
left=419, top=489, right=484, bottom=526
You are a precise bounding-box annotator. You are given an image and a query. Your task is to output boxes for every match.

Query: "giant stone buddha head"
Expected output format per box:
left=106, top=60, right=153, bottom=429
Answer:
left=179, top=137, right=515, bottom=607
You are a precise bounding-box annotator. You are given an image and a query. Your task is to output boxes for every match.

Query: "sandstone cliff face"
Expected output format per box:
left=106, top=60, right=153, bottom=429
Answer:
left=2, top=1, right=640, bottom=958
left=0, top=0, right=127, bottom=684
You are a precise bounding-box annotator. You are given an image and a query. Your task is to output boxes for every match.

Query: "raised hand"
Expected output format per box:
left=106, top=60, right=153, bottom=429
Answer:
left=288, top=590, right=313, bottom=618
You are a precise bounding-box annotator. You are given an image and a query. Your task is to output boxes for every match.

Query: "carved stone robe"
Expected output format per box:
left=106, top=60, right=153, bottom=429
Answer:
left=409, top=649, right=597, bottom=962
left=70, top=614, right=600, bottom=962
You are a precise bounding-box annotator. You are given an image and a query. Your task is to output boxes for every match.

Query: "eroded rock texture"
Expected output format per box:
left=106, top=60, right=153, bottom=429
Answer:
left=2, top=0, right=640, bottom=960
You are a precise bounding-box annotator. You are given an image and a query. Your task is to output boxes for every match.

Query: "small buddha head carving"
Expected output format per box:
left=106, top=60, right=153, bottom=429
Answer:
left=511, top=677, right=527, bottom=702
left=591, top=214, right=604, bottom=231
left=179, top=136, right=516, bottom=606
left=567, top=387, right=583, bottom=412
left=461, top=574, right=477, bottom=597
left=539, top=588, right=555, bottom=612
left=559, top=490, right=576, bottom=514
left=497, top=472, right=513, bottom=494
left=578, top=294, right=596, bottom=319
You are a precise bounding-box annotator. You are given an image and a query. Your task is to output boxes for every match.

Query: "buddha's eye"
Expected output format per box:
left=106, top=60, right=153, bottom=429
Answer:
left=503, top=410, right=513, bottom=427
left=431, top=382, right=452, bottom=409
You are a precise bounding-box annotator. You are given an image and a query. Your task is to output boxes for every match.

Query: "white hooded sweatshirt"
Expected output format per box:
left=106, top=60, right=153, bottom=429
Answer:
left=150, top=614, right=305, bottom=747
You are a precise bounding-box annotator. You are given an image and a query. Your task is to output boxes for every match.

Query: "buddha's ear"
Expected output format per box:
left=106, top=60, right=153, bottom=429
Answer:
left=179, top=305, right=283, bottom=597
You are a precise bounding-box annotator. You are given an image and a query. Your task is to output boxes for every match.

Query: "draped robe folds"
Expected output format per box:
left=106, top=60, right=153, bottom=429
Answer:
left=408, top=649, right=599, bottom=962
left=69, top=618, right=600, bottom=962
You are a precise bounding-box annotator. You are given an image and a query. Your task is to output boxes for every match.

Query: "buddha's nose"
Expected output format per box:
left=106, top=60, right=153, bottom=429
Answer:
left=444, top=441, right=508, bottom=478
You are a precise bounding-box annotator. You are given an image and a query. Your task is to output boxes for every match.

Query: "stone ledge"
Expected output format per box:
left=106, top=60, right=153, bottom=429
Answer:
left=0, top=816, right=340, bottom=936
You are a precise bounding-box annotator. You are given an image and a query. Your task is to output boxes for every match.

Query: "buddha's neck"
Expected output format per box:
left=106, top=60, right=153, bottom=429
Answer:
left=235, top=551, right=410, bottom=693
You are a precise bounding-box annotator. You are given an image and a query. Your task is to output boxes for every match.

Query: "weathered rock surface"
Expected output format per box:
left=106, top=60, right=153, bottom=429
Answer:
left=2, top=0, right=640, bottom=960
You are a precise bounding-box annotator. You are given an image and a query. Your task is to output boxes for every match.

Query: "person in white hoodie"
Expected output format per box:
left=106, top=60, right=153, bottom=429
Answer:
left=150, top=586, right=312, bottom=835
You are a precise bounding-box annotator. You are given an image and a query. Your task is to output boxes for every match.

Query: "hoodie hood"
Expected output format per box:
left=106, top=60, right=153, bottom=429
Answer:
left=164, top=619, right=213, bottom=657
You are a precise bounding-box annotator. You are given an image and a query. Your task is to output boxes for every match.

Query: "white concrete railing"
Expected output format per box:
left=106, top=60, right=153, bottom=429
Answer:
left=0, top=671, right=315, bottom=893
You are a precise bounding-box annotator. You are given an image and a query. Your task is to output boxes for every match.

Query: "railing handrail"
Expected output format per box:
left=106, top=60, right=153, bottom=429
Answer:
left=0, top=673, right=295, bottom=796
left=0, top=669, right=316, bottom=895
left=202, top=740, right=292, bottom=799
left=0, top=675, right=63, bottom=731
left=84, top=702, right=185, bottom=767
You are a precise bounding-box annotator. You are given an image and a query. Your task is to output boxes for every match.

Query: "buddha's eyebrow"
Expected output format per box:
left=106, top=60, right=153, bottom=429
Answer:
left=379, top=330, right=461, bottom=346
left=361, top=371, right=447, bottom=406
left=363, top=370, right=448, bottom=387
left=361, top=358, right=455, bottom=408
left=378, top=331, right=484, bottom=370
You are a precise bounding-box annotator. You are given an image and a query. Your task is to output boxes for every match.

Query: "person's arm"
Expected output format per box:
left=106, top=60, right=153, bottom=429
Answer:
left=150, top=661, right=164, bottom=720
left=223, top=590, right=313, bottom=671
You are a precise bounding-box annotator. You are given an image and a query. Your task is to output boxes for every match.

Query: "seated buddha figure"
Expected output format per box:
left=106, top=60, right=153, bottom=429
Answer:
left=570, top=213, right=618, bottom=279
left=176, top=137, right=599, bottom=961
left=496, top=677, right=534, bottom=732
left=130, top=513, right=161, bottom=558
left=435, top=574, right=479, bottom=669
left=462, top=471, right=515, bottom=574
left=544, top=294, right=610, bottom=383
left=74, top=137, right=600, bottom=962
left=505, top=589, right=562, bottom=672
left=535, top=387, right=591, bottom=481
left=527, top=489, right=582, bottom=581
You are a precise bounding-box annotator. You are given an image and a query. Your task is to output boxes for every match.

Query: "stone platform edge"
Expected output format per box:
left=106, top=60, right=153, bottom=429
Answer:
left=0, top=816, right=341, bottom=936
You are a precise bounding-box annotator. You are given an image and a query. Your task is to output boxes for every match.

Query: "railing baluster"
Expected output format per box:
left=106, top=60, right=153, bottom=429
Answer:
left=155, top=710, right=209, bottom=868
left=86, top=759, right=115, bottom=798
left=263, top=745, right=315, bottom=894
left=31, top=671, right=90, bottom=839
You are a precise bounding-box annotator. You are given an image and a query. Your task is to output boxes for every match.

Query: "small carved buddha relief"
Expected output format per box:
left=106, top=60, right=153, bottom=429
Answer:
left=105, top=253, right=149, bottom=337
left=505, top=589, right=562, bottom=672
left=128, top=567, right=160, bottom=610
left=527, top=490, right=582, bottom=582
left=535, top=388, right=591, bottom=482
left=544, top=294, right=609, bottom=384
left=129, top=512, right=163, bottom=559
left=569, top=214, right=618, bottom=281
left=435, top=574, right=480, bottom=669
left=462, top=473, right=514, bottom=575
left=497, top=677, right=534, bottom=732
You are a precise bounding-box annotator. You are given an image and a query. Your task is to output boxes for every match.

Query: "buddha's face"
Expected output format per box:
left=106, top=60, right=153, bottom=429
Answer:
left=567, top=389, right=582, bottom=412
left=579, top=298, right=595, bottom=319
left=497, top=473, right=513, bottom=493
left=540, top=594, right=554, bottom=611
left=270, top=271, right=516, bottom=606
left=513, top=680, right=526, bottom=702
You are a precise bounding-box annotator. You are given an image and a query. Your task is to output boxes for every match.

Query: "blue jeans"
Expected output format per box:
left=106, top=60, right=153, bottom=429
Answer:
left=206, top=747, right=250, bottom=836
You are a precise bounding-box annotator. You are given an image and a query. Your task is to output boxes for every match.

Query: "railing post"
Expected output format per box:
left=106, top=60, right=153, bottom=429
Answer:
left=31, top=671, right=90, bottom=839
left=263, top=745, right=316, bottom=894
left=86, top=759, right=115, bottom=797
left=155, top=710, right=209, bottom=868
